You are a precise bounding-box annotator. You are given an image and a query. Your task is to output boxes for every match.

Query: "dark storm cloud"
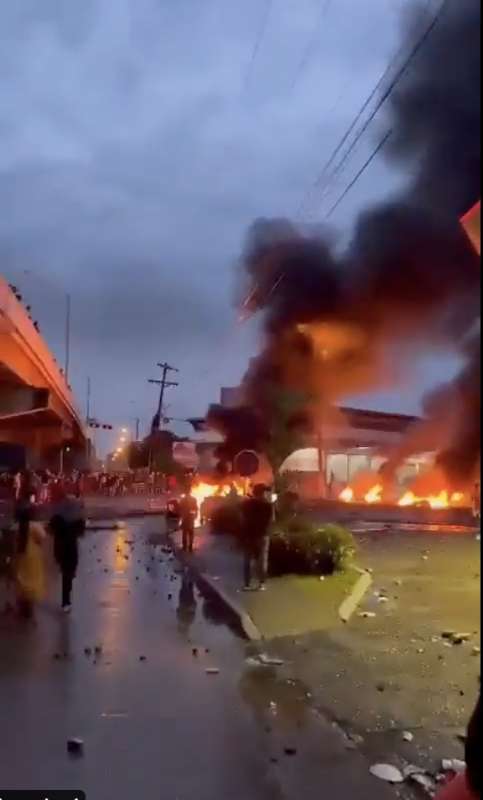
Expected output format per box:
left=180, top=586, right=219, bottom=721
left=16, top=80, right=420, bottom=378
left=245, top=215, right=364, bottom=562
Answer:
left=0, top=0, right=412, bottom=430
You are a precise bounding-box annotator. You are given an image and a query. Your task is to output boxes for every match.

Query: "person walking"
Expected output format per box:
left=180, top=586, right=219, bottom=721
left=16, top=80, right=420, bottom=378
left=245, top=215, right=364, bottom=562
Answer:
left=179, top=492, right=198, bottom=553
left=49, top=490, right=86, bottom=612
left=14, top=500, right=46, bottom=620
left=240, top=484, right=273, bottom=591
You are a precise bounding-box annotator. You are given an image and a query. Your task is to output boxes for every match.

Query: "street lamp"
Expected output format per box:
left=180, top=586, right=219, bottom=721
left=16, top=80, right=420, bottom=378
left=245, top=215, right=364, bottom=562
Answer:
left=21, top=269, right=72, bottom=381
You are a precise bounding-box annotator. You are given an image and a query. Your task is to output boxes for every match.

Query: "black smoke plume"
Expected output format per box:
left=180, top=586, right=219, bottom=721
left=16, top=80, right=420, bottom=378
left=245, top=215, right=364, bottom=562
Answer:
left=209, top=0, right=480, bottom=482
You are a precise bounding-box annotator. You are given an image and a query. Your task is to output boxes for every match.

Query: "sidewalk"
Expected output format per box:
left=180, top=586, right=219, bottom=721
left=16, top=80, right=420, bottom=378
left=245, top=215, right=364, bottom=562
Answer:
left=172, top=525, right=361, bottom=640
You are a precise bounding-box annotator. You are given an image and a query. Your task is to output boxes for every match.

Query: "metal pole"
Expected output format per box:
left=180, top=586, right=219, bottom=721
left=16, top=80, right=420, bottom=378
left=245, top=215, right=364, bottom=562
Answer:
left=65, top=293, right=71, bottom=382
left=86, top=376, right=91, bottom=420
left=157, top=364, right=168, bottom=425
left=85, top=377, right=92, bottom=471
left=135, top=417, right=140, bottom=440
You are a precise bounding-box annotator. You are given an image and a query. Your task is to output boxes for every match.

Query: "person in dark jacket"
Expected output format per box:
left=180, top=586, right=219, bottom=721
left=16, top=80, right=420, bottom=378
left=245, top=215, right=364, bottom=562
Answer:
left=49, top=492, right=86, bottom=612
left=240, top=484, right=273, bottom=591
left=179, top=493, right=198, bottom=553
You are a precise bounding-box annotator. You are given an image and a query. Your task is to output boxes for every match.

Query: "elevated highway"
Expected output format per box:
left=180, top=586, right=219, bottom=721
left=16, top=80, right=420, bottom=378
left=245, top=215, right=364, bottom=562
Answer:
left=0, top=276, right=85, bottom=469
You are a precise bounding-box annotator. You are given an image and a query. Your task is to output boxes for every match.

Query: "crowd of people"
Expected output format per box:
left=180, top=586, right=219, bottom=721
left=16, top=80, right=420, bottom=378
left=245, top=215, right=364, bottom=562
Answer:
left=1, top=469, right=86, bottom=620
left=0, top=468, right=180, bottom=505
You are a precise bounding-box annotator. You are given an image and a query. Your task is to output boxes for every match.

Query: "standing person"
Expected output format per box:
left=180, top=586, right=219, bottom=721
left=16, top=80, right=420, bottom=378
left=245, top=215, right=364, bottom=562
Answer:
left=472, top=481, right=480, bottom=521
left=14, top=501, right=46, bottom=620
left=179, top=492, right=198, bottom=553
left=240, top=484, right=273, bottom=592
left=165, top=498, right=180, bottom=535
left=49, top=491, right=86, bottom=612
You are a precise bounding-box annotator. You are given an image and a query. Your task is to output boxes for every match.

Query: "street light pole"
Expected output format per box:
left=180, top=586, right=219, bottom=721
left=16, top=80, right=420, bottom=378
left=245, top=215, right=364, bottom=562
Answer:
left=65, top=293, right=71, bottom=382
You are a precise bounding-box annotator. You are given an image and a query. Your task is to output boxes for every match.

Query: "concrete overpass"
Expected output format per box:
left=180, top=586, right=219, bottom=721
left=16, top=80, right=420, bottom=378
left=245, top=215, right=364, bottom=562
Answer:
left=0, top=276, right=85, bottom=470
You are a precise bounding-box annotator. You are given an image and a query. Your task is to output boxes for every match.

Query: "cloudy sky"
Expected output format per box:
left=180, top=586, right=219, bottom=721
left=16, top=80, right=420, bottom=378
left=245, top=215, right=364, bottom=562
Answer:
left=0, top=0, right=457, bottom=450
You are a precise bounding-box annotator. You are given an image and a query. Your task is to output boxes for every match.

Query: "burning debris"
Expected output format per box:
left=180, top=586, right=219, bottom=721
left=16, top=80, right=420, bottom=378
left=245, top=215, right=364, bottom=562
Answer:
left=189, top=480, right=245, bottom=526
left=209, top=0, right=480, bottom=487
left=338, top=467, right=473, bottom=510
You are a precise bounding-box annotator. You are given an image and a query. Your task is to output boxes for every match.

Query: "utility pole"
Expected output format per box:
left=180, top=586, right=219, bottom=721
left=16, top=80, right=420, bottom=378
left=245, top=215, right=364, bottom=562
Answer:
left=148, top=362, right=179, bottom=430
left=65, top=293, right=71, bottom=382
left=147, top=362, right=179, bottom=471
left=85, top=376, right=92, bottom=469
left=86, top=376, right=91, bottom=421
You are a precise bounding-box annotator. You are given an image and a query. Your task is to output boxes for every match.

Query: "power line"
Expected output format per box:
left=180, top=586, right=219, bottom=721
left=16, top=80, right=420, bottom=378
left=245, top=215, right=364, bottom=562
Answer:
left=326, top=129, right=392, bottom=218
left=244, top=0, right=273, bottom=86
left=299, top=0, right=442, bottom=218
left=322, top=0, right=446, bottom=217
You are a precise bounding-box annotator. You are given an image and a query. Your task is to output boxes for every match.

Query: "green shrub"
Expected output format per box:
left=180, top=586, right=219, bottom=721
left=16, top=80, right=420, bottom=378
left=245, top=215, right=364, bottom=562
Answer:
left=269, top=516, right=355, bottom=576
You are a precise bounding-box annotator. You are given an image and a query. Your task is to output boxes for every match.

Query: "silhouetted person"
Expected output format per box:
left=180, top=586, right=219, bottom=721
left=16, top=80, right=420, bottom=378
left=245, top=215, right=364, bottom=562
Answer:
left=49, top=491, right=86, bottom=612
left=240, top=484, right=273, bottom=591
left=179, top=493, right=198, bottom=553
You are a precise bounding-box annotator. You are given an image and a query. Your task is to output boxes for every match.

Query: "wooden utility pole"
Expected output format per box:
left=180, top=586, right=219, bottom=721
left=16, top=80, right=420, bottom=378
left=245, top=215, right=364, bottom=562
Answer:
left=148, top=362, right=179, bottom=430
left=147, top=362, right=179, bottom=470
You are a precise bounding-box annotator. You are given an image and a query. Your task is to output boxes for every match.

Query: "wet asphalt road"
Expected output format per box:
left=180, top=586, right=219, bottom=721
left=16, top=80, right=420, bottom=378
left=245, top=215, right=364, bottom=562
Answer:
left=0, top=518, right=392, bottom=800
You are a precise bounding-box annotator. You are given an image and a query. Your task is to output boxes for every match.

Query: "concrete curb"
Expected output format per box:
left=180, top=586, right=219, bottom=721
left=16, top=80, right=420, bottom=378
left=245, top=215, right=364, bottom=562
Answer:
left=170, top=543, right=262, bottom=642
left=196, top=573, right=262, bottom=642
left=338, top=567, right=373, bottom=623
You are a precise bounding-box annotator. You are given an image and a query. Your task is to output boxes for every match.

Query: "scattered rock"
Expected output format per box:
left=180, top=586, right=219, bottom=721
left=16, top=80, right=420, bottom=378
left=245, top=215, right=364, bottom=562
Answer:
left=192, top=648, right=198, bottom=657
left=67, top=738, right=84, bottom=756
left=284, top=747, right=297, bottom=756
left=319, top=576, right=325, bottom=581
left=205, top=668, right=220, bottom=675
left=257, top=654, right=285, bottom=667
left=453, top=632, right=472, bottom=642
left=408, top=772, right=436, bottom=794
left=442, top=758, right=466, bottom=774
left=358, top=611, right=376, bottom=619
left=84, top=647, right=92, bottom=657
left=167, top=593, right=172, bottom=600
left=53, top=653, right=61, bottom=661
left=403, top=764, right=426, bottom=779
left=139, top=655, right=147, bottom=662
left=369, top=764, right=404, bottom=784
left=94, top=645, right=102, bottom=655
left=402, top=731, right=414, bottom=742
left=472, top=646, right=481, bottom=656
left=376, top=682, right=386, bottom=693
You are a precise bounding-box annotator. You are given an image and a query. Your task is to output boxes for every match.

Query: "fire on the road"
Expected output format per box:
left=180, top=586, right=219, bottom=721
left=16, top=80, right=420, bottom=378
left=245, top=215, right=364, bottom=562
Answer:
left=338, top=479, right=469, bottom=510
left=189, top=480, right=245, bottom=524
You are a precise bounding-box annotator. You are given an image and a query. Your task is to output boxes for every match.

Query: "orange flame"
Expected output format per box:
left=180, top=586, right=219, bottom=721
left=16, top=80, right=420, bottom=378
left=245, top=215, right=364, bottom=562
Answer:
left=339, top=483, right=469, bottom=510
left=364, top=484, right=383, bottom=504
left=339, top=486, right=354, bottom=503
left=189, top=480, right=244, bottom=525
